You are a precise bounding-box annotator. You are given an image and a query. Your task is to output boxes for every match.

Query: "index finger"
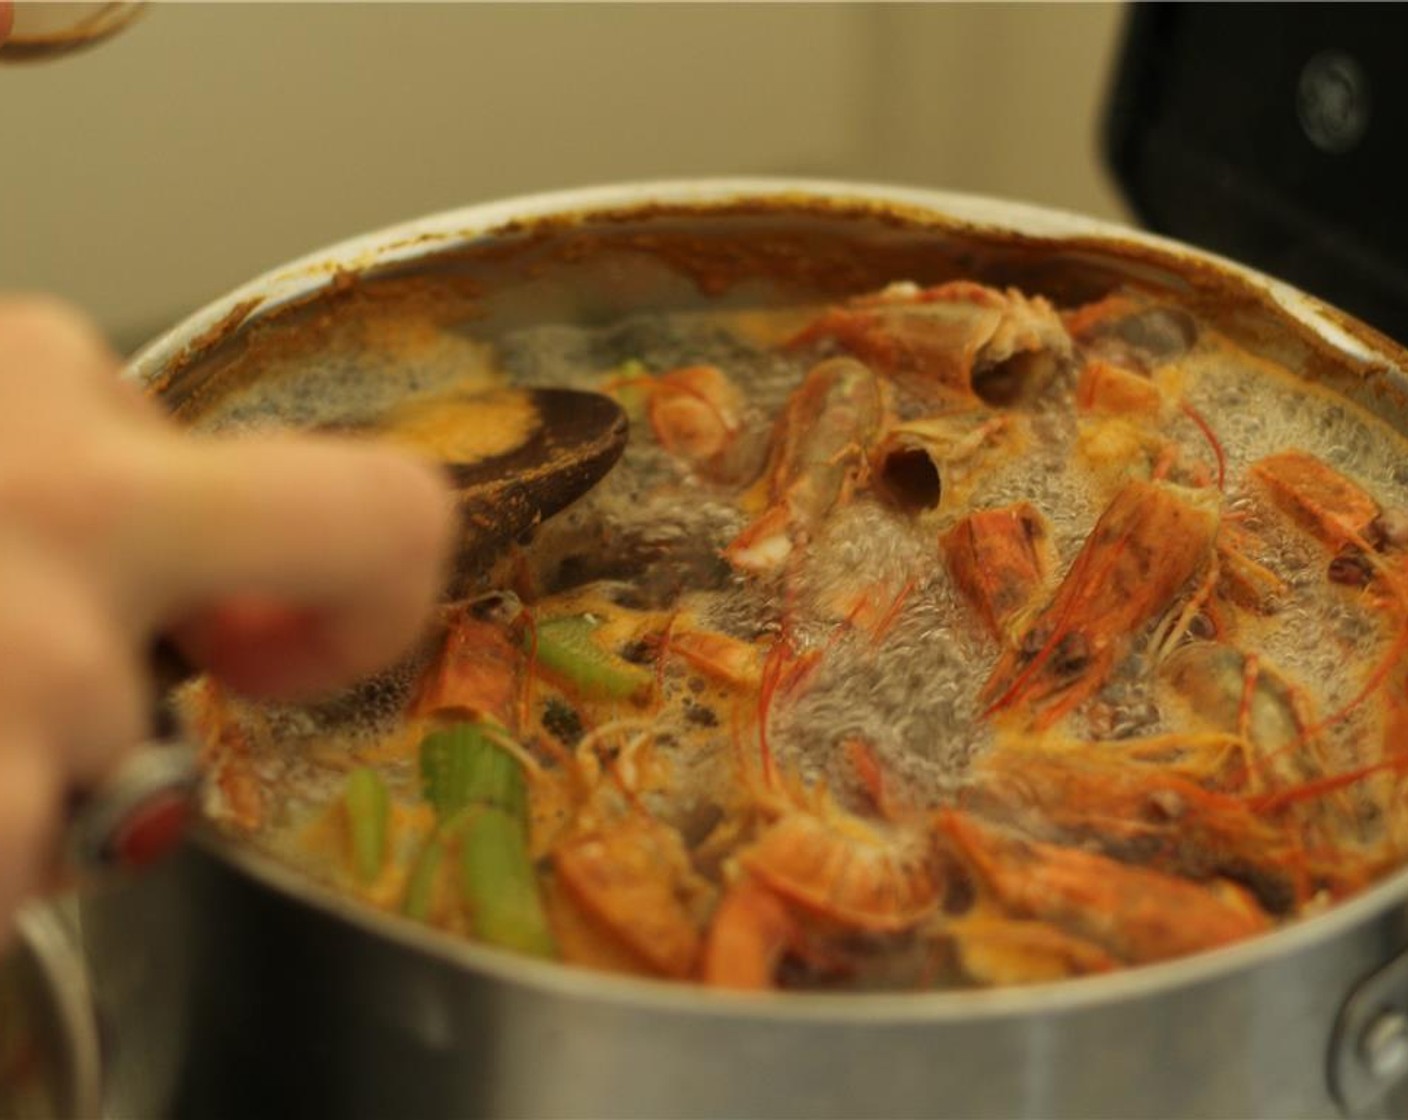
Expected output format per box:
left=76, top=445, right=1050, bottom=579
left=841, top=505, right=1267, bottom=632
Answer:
left=125, top=433, right=455, bottom=687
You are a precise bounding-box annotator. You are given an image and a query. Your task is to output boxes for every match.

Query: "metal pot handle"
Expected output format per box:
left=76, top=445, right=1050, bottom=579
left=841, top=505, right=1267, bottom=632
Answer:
left=0, top=903, right=103, bottom=1119
left=1329, top=942, right=1408, bottom=1118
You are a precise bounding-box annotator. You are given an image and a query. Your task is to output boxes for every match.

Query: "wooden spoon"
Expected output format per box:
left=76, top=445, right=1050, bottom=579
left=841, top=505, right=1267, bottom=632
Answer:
left=369, top=384, right=629, bottom=581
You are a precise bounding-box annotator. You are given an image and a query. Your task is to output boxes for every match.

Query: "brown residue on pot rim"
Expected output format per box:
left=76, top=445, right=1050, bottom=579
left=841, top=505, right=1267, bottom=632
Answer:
left=146, top=192, right=1408, bottom=429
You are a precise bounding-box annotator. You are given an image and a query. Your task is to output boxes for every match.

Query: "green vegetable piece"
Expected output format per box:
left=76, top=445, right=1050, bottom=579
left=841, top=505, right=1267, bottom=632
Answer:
left=532, top=614, right=653, bottom=702
left=460, top=806, right=556, bottom=958
left=402, top=832, right=447, bottom=921
left=419, top=722, right=526, bottom=823
left=602, top=358, right=652, bottom=418
left=402, top=807, right=474, bottom=922
left=343, top=766, right=390, bottom=885
left=413, top=722, right=554, bottom=956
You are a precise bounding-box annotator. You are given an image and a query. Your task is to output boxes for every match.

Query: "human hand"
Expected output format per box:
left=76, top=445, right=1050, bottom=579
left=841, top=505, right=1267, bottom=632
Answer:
left=0, top=297, right=454, bottom=941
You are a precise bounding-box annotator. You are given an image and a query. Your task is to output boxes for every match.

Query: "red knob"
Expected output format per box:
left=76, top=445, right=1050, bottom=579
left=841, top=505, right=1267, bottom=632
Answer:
left=107, top=788, right=193, bottom=868
left=68, top=747, right=200, bottom=874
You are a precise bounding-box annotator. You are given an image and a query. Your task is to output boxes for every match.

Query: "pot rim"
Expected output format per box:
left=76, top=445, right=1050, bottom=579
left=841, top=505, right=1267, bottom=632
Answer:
left=129, top=176, right=1398, bottom=381
left=134, top=176, right=1408, bottom=1022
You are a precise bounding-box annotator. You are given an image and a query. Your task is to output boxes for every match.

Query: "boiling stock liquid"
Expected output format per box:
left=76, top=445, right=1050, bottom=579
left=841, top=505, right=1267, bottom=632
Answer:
left=191, top=290, right=1408, bottom=986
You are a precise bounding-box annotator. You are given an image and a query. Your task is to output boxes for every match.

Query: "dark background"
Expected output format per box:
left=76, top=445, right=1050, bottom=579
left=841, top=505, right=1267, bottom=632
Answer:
left=1106, top=3, right=1408, bottom=344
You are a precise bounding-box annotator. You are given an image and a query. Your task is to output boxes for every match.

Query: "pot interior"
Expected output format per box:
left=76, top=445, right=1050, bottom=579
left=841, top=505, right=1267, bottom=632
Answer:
left=142, top=190, right=1408, bottom=1002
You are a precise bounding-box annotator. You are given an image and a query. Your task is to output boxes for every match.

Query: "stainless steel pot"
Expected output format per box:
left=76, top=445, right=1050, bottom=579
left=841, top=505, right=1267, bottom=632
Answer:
left=81, top=180, right=1408, bottom=1119
left=0, top=904, right=100, bottom=1119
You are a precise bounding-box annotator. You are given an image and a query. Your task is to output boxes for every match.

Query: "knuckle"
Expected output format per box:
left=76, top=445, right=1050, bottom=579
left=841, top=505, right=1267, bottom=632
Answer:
left=0, top=582, right=121, bottom=702
left=0, top=556, right=146, bottom=790
left=0, top=439, right=148, bottom=553
left=0, top=294, right=107, bottom=360
left=28, top=607, right=145, bottom=764
left=33, top=607, right=119, bottom=702
left=0, top=292, right=83, bottom=328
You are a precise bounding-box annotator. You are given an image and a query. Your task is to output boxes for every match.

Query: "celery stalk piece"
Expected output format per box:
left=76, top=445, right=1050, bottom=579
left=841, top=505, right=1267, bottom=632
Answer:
left=420, top=721, right=526, bottom=822
left=602, top=358, right=652, bottom=419
left=532, top=614, right=653, bottom=702
left=413, top=723, right=556, bottom=956
left=402, top=807, right=471, bottom=922
left=460, top=806, right=556, bottom=958
left=402, top=832, right=446, bottom=921
left=343, top=766, right=390, bottom=884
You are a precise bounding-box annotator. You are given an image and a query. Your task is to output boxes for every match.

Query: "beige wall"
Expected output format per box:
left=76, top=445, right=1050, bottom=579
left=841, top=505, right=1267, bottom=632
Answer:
left=863, top=5, right=1127, bottom=217
left=0, top=3, right=1128, bottom=350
